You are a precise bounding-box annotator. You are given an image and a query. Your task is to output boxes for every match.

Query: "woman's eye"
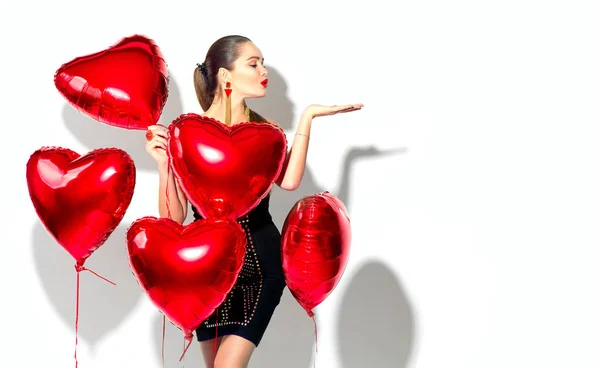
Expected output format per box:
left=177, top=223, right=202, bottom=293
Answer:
left=251, top=64, right=257, bottom=68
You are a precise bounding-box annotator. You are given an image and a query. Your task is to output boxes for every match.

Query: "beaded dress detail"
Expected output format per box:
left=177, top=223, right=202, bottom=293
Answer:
left=192, top=194, right=273, bottom=328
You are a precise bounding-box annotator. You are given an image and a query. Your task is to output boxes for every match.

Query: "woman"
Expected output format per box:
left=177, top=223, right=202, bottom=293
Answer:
left=145, top=35, right=362, bottom=368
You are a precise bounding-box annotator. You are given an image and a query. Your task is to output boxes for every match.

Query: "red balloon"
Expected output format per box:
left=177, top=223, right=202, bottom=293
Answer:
left=26, top=147, right=136, bottom=266
left=168, top=113, right=287, bottom=220
left=281, top=192, right=351, bottom=317
left=54, top=34, right=169, bottom=130
left=126, top=217, right=246, bottom=338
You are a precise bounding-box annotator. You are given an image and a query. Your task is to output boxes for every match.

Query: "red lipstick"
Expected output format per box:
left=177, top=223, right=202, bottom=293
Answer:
left=261, top=78, right=268, bottom=88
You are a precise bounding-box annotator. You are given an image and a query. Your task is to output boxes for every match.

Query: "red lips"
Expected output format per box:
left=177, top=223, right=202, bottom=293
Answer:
left=261, top=78, right=268, bottom=87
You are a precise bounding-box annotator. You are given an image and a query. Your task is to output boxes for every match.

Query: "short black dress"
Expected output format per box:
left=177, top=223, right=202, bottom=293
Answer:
left=193, top=193, right=287, bottom=347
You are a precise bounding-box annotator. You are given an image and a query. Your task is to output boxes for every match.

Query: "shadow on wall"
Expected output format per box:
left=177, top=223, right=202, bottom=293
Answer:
left=246, top=66, right=296, bottom=131
left=337, top=260, right=416, bottom=368
left=62, top=73, right=185, bottom=172
left=32, top=223, right=142, bottom=351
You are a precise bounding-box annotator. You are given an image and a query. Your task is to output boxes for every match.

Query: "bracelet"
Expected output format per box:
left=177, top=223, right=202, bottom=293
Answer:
left=295, top=133, right=310, bottom=139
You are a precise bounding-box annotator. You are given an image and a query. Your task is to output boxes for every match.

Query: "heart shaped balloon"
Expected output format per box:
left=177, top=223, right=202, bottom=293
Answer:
left=54, top=34, right=169, bottom=130
left=281, top=192, right=351, bottom=317
left=126, top=217, right=246, bottom=338
left=168, top=113, right=287, bottom=220
left=26, top=147, right=136, bottom=266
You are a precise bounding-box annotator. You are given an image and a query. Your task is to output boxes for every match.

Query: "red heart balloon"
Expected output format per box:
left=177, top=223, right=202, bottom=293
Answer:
left=281, top=192, right=351, bottom=317
left=54, top=34, right=169, bottom=130
left=26, top=147, right=136, bottom=266
left=168, top=113, right=287, bottom=220
left=126, top=217, right=246, bottom=338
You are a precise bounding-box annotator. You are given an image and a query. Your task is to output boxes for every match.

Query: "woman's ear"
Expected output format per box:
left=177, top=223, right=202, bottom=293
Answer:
left=218, top=67, right=230, bottom=84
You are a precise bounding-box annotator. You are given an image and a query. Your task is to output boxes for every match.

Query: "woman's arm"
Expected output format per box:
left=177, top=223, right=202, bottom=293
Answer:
left=273, top=111, right=313, bottom=191
left=146, top=124, right=188, bottom=223
left=272, top=103, right=363, bottom=191
left=157, top=162, right=188, bottom=223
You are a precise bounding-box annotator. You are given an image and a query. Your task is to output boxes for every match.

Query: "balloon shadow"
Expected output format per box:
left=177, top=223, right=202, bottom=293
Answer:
left=337, top=260, right=415, bottom=368
left=249, top=289, right=315, bottom=367
left=32, top=223, right=142, bottom=350
left=61, top=73, right=184, bottom=171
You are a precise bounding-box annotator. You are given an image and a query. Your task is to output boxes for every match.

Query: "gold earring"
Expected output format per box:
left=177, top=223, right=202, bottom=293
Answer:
left=224, top=82, right=232, bottom=126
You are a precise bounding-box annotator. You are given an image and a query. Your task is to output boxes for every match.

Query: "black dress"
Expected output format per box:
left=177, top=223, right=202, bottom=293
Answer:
left=193, top=193, right=287, bottom=347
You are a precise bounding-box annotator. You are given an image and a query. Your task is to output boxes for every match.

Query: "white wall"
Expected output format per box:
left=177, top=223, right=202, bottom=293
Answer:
left=3, top=0, right=600, bottom=367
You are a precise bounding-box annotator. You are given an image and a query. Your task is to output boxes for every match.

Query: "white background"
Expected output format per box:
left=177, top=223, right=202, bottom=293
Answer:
left=2, top=0, right=600, bottom=367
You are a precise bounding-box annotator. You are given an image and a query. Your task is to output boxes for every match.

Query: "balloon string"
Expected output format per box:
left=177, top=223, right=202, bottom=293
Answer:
left=312, top=313, right=318, bottom=368
left=179, top=336, right=193, bottom=362
left=72, top=264, right=116, bottom=367
left=162, top=315, right=166, bottom=368
left=166, top=163, right=172, bottom=220
left=74, top=270, right=80, bottom=368
left=75, top=264, right=116, bottom=286
left=214, top=309, right=219, bottom=357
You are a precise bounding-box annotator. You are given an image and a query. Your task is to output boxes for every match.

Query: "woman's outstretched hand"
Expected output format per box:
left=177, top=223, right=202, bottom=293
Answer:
left=303, top=103, right=363, bottom=119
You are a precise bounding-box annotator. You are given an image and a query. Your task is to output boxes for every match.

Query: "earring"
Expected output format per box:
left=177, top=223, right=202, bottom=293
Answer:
left=225, top=82, right=232, bottom=126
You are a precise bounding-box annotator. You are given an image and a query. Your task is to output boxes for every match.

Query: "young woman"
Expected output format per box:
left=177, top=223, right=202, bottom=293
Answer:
left=145, top=35, right=362, bottom=368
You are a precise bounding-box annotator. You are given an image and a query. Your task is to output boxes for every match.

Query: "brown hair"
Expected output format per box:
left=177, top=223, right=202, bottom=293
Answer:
left=194, top=35, right=267, bottom=123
